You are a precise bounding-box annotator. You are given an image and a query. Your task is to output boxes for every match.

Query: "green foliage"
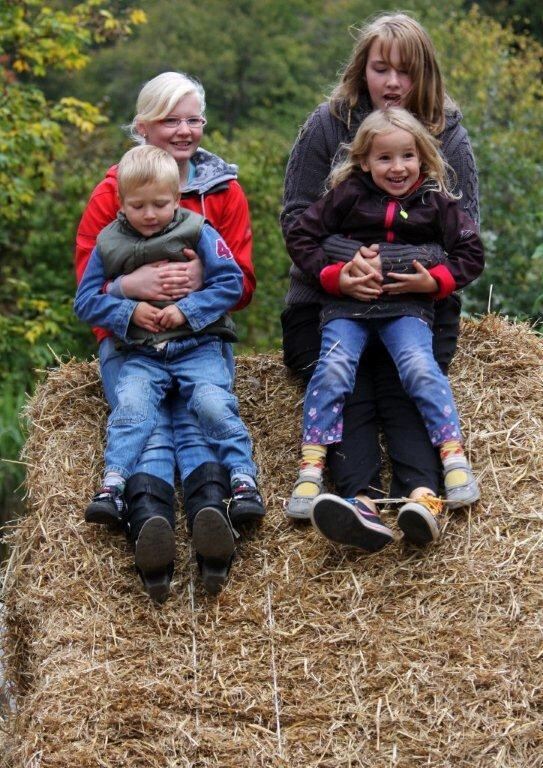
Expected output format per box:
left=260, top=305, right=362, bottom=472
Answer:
left=0, top=0, right=145, bottom=513
left=431, top=7, right=543, bottom=319
left=45, top=0, right=455, bottom=138
left=205, top=128, right=292, bottom=349
left=0, top=0, right=145, bottom=223
left=464, top=0, right=543, bottom=42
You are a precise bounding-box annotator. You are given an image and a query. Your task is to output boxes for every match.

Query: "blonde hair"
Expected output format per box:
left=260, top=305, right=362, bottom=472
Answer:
left=128, top=71, right=206, bottom=143
left=330, top=12, right=446, bottom=135
left=329, top=107, right=457, bottom=197
left=117, top=145, right=180, bottom=200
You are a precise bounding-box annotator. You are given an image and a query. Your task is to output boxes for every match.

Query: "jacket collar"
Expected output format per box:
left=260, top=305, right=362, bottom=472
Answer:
left=183, top=148, right=238, bottom=195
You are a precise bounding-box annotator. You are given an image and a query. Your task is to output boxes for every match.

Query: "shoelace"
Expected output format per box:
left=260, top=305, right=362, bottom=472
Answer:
left=417, top=494, right=444, bottom=516
left=232, top=483, right=258, bottom=499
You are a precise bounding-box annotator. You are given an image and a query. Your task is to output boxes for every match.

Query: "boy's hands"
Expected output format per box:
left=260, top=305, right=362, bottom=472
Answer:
left=155, top=305, right=186, bottom=329
left=383, top=260, right=438, bottom=294
left=132, top=302, right=187, bottom=332
left=132, top=302, right=162, bottom=333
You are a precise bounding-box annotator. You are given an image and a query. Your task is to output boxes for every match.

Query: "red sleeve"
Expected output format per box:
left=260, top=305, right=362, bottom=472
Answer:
left=429, top=264, right=456, bottom=300
left=75, top=169, right=120, bottom=284
left=74, top=167, right=119, bottom=343
left=194, top=180, right=255, bottom=311
left=319, top=263, right=343, bottom=296
left=437, top=197, right=485, bottom=291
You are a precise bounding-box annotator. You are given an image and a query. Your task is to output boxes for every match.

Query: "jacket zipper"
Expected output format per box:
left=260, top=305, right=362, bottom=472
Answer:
left=384, top=200, right=397, bottom=242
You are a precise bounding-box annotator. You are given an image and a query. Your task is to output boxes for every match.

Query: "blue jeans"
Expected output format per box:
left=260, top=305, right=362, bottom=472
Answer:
left=303, top=316, right=462, bottom=447
left=99, top=336, right=239, bottom=483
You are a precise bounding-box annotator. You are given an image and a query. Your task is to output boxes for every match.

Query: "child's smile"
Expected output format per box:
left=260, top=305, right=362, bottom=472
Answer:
left=361, top=127, right=421, bottom=198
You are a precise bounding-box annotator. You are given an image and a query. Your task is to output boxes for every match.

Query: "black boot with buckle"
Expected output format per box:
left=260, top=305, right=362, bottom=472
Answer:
left=124, top=473, right=176, bottom=604
left=183, top=462, right=236, bottom=595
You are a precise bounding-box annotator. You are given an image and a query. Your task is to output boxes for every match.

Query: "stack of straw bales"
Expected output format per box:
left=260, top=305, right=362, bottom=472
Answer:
left=1, top=316, right=542, bottom=767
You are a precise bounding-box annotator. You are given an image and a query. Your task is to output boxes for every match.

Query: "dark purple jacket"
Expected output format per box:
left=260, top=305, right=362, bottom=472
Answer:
left=285, top=170, right=484, bottom=325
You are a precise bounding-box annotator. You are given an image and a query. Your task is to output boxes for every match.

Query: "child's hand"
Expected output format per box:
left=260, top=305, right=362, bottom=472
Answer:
left=156, top=305, right=186, bottom=329
left=339, top=259, right=383, bottom=301
left=132, top=302, right=161, bottom=332
left=383, top=260, right=439, bottom=294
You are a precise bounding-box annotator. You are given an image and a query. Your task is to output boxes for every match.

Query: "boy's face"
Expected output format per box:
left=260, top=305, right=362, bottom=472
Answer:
left=120, top=181, right=178, bottom=237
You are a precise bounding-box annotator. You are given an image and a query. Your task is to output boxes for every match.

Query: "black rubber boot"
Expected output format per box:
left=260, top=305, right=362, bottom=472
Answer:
left=124, top=473, right=176, bottom=603
left=183, top=462, right=235, bottom=594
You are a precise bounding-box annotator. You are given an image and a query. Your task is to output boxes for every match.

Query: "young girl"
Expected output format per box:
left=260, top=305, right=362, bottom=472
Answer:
left=285, top=107, right=484, bottom=548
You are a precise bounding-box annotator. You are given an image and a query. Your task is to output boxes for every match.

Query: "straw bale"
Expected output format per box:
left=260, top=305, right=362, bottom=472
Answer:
left=1, top=315, right=542, bottom=767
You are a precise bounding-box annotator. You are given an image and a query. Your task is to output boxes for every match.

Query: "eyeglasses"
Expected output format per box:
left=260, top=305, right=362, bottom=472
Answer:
left=158, top=116, right=207, bottom=130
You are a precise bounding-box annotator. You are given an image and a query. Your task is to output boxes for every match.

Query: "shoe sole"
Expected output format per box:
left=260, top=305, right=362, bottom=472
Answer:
left=397, top=505, right=440, bottom=546
left=446, top=490, right=480, bottom=510
left=134, top=517, right=176, bottom=574
left=310, top=494, right=394, bottom=553
left=192, top=507, right=236, bottom=562
left=85, top=502, right=123, bottom=528
left=192, top=507, right=236, bottom=595
left=200, top=561, right=230, bottom=595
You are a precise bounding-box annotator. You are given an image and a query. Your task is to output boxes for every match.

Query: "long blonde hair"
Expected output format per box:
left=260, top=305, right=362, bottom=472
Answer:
left=329, top=107, right=457, bottom=198
left=330, top=12, right=446, bottom=135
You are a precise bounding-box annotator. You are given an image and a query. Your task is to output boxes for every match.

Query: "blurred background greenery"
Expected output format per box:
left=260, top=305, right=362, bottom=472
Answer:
left=1, top=0, right=542, bottom=542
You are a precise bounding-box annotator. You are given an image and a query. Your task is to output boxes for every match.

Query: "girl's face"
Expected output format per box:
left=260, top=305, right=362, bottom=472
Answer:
left=361, top=127, right=421, bottom=197
left=365, top=40, right=413, bottom=110
left=137, top=93, right=205, bottom=166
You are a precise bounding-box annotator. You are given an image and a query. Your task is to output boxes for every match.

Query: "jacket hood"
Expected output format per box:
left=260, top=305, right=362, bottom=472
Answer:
left=184, top=148, right=238, bottom=195
left=103, top=147, right=238, bottom=195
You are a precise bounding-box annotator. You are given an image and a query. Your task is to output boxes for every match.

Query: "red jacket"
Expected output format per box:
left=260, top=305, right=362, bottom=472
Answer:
left=75, top=150, right=255, bottom=343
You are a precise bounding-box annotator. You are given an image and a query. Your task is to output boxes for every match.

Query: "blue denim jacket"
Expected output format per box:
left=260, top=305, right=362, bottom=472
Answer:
left=74, top=223, right=243, bottom=343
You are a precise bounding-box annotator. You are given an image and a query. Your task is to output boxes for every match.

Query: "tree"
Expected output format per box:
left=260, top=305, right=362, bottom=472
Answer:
left=431, top=7, right=543, bottom=319
left=463, top=1, right=543, bottom=43
left=0, top=0, right=146, bottom=228
left=0, top=0, right=146, bottom=511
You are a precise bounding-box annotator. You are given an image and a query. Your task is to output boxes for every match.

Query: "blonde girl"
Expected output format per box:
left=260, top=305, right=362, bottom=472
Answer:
left=329, top=108, right=456, bottom=194
left=285, top=107, right=483, bottom=550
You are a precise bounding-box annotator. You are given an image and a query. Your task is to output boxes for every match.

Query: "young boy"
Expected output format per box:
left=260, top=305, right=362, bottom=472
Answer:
left=74, top=145, right=264, bottom=593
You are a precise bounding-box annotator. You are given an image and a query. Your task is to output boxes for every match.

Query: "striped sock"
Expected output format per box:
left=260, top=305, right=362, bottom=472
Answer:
left=440, top=440, right=468, bottom=486
left=293, top=444, right=326, bottom=497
